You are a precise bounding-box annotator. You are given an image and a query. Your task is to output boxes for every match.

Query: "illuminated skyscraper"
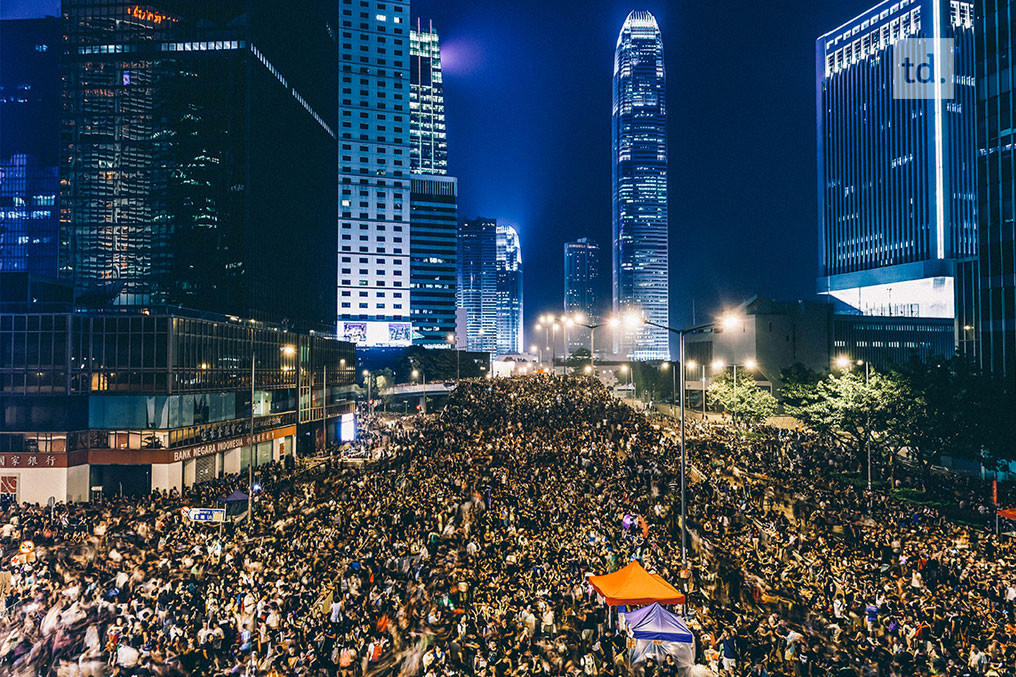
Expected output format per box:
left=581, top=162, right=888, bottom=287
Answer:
left=612, top=10, right=669, bottom=360
left=336, top=0, right=413, bottom=346
left=410, top=20, right=457, bottom=347
left=410, top=20, right=448, bottom=176
left=409, top=175, right=457, bottom=346
left=565, top=237, right=600, bottom=316
left=457, top=218, right=523, bottom=354
left=816, top=0, right=977, bottom=319
left=495, top=223, right=524, bottom=354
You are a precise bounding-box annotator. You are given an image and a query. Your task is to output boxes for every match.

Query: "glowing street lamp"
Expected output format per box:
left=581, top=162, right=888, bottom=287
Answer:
left=447, top=333, right=460, bottom=383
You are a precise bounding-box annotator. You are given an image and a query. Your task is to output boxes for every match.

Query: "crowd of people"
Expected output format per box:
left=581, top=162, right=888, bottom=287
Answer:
left=0, top=375, right=1013, bottom=677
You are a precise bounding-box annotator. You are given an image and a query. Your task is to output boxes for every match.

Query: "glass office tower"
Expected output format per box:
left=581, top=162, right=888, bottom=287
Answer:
left=409, top=19, right=457, bottom=347
left=59, top=0, right=338, bottom=328
left=564, top=238, right=601, bottom=318
left=612, top=10, right=669, bottom=361
left=564, top=238, right=601, bottom=351
left=496, top=223, right=524, bottom=355
left=975, top=0, right=1016, bottom=384
left=410, top=20, right=448, bottom=176
left=816, top=0, right=977, bottom=319
left=409, top=175, right=458, bottom=345
left=0, top=18, right=61, bottom=277
left=457, top=218, right=523, bottom=354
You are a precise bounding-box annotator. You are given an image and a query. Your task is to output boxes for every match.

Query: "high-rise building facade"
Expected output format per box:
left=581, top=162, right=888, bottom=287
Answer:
left=612, top=10, right=669, bottom=361
left=336, top=0, right=412, bottom=347
left=457, top=218, right=523, bottom=354
left=816, top=0, right=977, bottom=319
left=410, top=20, right=448, bottom=176
left=409, top=175, right=457, bottom=345
left=975, top=0, right=1016, bottom=384
left=0, top=18, right=61, bottom=277
left=564, top=238, right=601, bottom=318
left=409, top=19, right=457, bottom=348
left=496, top=223, right=524, bottom=355
left=457, top=218, right=497, bottom=353
left=59, top=0, right=338, bottom=328
left=564, top=238, right=600, bottom=352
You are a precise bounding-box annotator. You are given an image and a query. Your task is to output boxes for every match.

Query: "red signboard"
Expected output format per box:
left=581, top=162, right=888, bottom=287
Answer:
left=0, top=476, right=17, bottom=498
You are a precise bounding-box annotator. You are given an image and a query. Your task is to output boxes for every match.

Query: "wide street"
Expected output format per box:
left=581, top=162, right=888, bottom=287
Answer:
left=0, top=375, right=1012, bottom=676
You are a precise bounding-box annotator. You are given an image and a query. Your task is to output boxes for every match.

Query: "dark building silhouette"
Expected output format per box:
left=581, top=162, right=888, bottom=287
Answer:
left=59, top=0, right=338, bottom=328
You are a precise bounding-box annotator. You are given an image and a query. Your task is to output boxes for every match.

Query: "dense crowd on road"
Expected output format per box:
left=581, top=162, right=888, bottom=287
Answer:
left=0, top=375, right=1014, bottom=677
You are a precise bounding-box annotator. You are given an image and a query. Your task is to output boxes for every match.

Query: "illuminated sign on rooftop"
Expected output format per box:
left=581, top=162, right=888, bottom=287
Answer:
left=129, top=5, right=175, bottom=25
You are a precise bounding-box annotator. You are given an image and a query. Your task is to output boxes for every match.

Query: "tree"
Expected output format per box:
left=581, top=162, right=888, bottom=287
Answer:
left=883, top=359, right=1016, bottom=487
left=565, top=348, right=591, bottom=369
left=708, top=370, right=778, bottom=426
left=778, top=363, right=824, bottom=410
left=631, top=362, right=673, bottom=402
left=784, top=370, right=908, bottom=472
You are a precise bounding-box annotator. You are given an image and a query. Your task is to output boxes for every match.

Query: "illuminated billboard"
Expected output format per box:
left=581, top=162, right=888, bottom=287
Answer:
left=340, top=413, right=356, bottom=442
left=338, top=321, right=413, bottom=347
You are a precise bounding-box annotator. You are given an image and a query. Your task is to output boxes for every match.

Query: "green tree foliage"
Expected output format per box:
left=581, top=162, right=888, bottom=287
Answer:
left=783, top=370, right=906, bottom=466
left=707, top=370, right=778, bottom=426
left=782, top=359, right=1016, bottom=477
left=565, top=348, right=591, bottom=369
left=631, top=362, right=675, bottom=402
left=778, top=363, right=824, bottom=410
left=394, top=346, right=484, bottom=382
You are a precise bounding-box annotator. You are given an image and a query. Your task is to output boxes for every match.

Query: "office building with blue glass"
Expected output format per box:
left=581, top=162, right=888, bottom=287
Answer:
left=409, top=175, right=457, bottom=346
left=612, top=10, right=669, bottom=361
left=60, top=0, right=338, bottom=328
left=564, top=238, right=601, bottom=319
left=457, top=218, right=523, bottom=355
left=409, top=20, right=457, bottom=348
left=975, top=0, right=1016, bottom=385
left=816, top=0, right=977, bottom=319
left=0, top=18, right=61, bottom=277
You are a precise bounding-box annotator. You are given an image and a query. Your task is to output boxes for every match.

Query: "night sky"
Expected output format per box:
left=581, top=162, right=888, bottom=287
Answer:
left=413, top=0, right=876, bottom=337
left=5, top=0, right=879, bottom=340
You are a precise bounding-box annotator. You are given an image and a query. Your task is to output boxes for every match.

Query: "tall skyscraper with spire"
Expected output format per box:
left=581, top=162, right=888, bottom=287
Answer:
left=612, top=10, right=669, bottom=360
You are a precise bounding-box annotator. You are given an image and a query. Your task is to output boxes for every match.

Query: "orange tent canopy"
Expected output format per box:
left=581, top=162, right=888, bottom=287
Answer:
left=998, top=508, right=1016, bottom=521
left=588, top=561, right=686, bottom=606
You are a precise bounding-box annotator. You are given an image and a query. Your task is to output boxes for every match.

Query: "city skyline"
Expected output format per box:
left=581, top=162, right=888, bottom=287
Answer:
left=3, top=0, right=884, bottom=339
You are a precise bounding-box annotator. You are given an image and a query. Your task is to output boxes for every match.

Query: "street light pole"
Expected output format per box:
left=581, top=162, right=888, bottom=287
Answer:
left=639, top=315, right=690, bottom=567
left=447, top=334, right=460, bottom=383
left=863, top=360, right=871, bottom=492
left=323, top=363, right=328, bottom=450
left=572, top=320, right=603, bottom=373
left=732, top=363, right=738, bottom=427
left=837, top=355, right=873, bottom=492
left=701, top=364, right=707, bottom=420
left=679, top=332, right=687, bottom=566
